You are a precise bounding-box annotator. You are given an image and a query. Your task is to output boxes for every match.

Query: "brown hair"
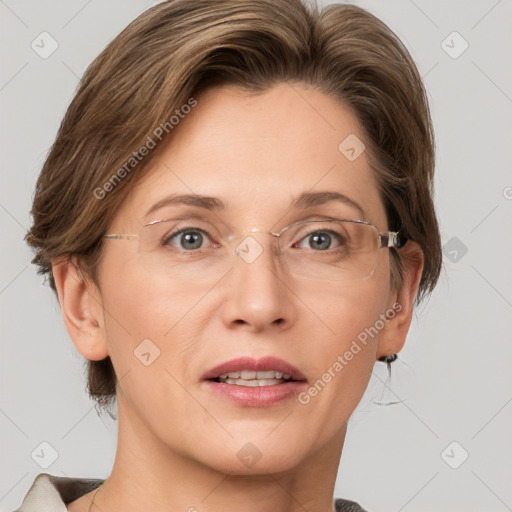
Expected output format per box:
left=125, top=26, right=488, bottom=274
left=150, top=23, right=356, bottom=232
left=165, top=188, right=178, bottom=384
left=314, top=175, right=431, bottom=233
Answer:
left=26, top=0, right=442, bottom=413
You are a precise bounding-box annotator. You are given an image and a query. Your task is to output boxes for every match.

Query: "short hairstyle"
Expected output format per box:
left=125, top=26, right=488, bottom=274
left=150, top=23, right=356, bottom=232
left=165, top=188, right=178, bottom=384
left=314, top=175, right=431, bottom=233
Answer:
left=26, top=0, right=442, bottom=413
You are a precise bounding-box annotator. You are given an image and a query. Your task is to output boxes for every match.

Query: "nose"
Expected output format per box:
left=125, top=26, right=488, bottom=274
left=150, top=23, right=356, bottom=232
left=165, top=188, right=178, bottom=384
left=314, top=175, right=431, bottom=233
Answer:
left=220, top=233, right=296, bottom=333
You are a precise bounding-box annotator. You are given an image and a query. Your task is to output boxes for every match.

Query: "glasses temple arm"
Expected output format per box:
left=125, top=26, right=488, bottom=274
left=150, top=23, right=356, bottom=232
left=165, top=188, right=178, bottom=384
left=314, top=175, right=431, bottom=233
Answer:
left=381, top=231, right=408, bottom=249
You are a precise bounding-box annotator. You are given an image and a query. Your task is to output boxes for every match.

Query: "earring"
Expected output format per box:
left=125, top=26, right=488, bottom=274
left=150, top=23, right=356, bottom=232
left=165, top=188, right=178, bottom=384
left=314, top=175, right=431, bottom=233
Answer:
left=358, top=353, right=415, bottom=409
left=378, top=353, right=398, bottom=364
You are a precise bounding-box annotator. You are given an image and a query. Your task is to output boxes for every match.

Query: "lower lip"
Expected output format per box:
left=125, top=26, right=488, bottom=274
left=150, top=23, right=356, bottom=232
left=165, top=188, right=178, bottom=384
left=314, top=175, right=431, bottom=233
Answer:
left=203, top=380, right=307, bottom=407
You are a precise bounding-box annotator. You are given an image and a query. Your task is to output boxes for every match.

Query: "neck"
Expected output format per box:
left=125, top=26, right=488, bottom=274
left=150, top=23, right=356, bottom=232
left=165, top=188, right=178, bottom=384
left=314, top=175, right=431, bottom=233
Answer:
left=93, top=394, right=345, bottom=512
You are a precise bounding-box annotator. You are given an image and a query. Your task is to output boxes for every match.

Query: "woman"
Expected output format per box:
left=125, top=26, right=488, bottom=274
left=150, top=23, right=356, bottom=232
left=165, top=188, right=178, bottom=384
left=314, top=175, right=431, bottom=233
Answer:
left=18, top=0, right=441, bottom=510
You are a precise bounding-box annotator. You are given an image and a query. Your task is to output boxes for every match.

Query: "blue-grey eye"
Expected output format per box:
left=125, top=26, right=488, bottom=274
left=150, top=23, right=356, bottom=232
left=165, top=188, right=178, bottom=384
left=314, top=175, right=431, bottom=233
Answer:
left=296, top=230, right=342, bottom=251
left=307, top=232, right=332, bottom=250
left=167, top=229, right=208, bottom=250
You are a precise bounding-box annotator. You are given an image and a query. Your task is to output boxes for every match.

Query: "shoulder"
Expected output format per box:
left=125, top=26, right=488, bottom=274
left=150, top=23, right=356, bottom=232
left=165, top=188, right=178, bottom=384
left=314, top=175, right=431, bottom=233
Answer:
left=334, top=497, right=369, bottom=512
left=12, top=473, right=104, bottom=512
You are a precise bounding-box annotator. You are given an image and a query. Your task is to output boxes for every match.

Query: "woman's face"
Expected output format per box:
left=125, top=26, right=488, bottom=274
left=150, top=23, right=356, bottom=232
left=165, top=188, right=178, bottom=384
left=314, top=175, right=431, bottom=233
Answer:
left=95, top=82, right=401, bottom=474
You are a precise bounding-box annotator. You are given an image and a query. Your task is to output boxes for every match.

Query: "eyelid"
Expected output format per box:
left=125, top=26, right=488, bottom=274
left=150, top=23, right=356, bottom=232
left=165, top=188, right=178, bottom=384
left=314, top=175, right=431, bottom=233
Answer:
left=150, top=214, right=238, bottom=239
left=145, top=215, right=206, bottom=227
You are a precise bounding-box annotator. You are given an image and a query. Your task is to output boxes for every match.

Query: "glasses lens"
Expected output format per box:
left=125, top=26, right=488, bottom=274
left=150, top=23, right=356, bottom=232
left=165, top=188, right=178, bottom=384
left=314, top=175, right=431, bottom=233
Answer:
left=138, top=219, right=232, bottom=280
left=278, top=220, right=380, bottom=281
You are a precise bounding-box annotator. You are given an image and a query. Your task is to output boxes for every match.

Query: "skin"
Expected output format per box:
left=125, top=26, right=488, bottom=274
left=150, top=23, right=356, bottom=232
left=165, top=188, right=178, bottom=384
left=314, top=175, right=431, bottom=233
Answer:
left=55, top=82, right=423, bottom=512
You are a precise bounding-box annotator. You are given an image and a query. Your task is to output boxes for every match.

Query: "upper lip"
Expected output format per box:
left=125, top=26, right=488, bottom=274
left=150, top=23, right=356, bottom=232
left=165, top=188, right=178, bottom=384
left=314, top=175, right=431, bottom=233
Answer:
left=201, top=356, right=307, bottom=382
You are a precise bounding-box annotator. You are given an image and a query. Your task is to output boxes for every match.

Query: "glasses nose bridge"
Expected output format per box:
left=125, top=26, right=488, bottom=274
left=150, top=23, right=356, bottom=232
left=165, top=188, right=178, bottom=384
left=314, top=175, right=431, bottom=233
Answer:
left=228, top=228, right=283, bottom=265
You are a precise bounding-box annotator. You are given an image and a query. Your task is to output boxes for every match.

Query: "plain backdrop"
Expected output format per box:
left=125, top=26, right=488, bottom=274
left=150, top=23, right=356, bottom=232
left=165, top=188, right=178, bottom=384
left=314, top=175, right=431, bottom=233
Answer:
left=1, top=1, right=511, bottom=511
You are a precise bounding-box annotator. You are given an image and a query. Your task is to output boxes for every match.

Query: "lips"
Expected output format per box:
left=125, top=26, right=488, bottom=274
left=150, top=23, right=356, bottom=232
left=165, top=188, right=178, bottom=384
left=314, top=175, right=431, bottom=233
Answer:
left=201, top=356, right=307, bottom=383
left=202, top=356, right=308, bottom=407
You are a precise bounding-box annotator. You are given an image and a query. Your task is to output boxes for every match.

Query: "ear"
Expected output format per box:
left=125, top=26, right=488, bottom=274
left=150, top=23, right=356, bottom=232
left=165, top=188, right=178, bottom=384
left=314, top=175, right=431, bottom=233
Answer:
left=52, top=256, right=109, bottom=361
left=376, top=241, right=424, bottom=360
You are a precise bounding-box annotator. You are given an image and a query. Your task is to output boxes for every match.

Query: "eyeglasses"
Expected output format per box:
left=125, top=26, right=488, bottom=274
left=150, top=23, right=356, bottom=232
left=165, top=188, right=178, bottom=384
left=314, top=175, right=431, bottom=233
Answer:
left=103, top=218, right=404, bottom=283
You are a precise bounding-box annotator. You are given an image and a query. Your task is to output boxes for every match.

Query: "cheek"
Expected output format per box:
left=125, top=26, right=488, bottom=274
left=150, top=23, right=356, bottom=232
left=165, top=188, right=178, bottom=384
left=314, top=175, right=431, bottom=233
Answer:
left=101, top=249, right=209, bottom=331
left=297, top=272, right=391, bottom=405
left=306, top=260, right=391, bottom=352
left=97, top=254, right=209, bottom=379
left=313, top=290, right=383, bottom=376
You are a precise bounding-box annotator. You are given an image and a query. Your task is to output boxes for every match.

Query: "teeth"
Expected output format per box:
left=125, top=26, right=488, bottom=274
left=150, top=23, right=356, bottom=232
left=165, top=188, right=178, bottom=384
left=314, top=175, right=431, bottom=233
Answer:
left=216, top=370, right=295, bottom=386
left=255, top=370, right=276, bottom=379
left=219, top=370, right=293, bottom=380
left=223, top=378, right=283, bottom=387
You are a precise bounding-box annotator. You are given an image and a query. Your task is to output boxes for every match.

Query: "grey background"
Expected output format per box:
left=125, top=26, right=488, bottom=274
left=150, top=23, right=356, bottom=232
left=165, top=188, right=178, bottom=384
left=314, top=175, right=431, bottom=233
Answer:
left=1, top=1, right=511, bottom=511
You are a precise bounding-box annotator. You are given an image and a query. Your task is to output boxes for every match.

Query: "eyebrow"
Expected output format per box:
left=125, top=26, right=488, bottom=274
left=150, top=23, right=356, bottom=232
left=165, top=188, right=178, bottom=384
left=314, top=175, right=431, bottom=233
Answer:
left=145, top=191, right=365, bottom=219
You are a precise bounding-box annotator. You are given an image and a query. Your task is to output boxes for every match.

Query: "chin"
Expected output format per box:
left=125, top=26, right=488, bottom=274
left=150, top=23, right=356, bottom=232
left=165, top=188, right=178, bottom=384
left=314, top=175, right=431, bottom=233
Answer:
left=193, top=434, right=310, bottom=476
left=207, top=453, right=307, bottom=477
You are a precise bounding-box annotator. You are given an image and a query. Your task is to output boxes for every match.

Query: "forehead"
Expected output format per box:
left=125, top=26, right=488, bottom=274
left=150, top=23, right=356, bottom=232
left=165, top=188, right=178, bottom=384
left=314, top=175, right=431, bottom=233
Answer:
left=114, top=82, right=386, bottom=227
